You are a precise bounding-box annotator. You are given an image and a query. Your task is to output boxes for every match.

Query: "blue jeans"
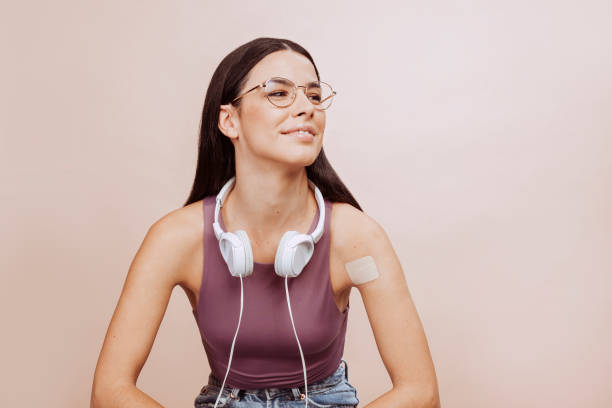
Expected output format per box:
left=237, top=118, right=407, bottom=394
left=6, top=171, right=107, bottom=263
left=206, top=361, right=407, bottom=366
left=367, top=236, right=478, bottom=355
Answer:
left=194, top=359, right=359, bottom=407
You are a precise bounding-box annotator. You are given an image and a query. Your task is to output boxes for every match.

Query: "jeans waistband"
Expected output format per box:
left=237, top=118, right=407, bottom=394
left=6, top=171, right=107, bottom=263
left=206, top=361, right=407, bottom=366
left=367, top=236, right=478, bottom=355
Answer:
left=207, top=359, right=349, bottom=399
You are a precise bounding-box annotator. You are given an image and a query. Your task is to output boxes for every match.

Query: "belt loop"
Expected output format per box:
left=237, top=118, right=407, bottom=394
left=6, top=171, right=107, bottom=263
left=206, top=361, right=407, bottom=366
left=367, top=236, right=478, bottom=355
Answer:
left=230, top=387, right=241, bottom=400
left=291, top=387, right=302, bottom=400
left=341, top=359, right=349, bottom=381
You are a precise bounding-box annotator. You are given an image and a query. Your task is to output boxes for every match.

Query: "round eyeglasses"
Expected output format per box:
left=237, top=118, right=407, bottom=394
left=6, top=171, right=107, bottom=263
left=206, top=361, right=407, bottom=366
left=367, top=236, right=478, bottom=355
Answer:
left=230, top=77, right=337, bottom=110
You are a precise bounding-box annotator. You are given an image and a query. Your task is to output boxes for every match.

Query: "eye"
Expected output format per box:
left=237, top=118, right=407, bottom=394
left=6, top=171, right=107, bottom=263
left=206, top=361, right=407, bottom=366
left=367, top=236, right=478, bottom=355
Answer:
left=269, top=91, right=289, bottom=97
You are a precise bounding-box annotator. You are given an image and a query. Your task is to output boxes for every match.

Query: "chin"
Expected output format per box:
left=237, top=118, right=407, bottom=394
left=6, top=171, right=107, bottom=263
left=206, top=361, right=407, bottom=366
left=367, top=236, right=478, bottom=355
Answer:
left=278, top=148, right=320, bottom=168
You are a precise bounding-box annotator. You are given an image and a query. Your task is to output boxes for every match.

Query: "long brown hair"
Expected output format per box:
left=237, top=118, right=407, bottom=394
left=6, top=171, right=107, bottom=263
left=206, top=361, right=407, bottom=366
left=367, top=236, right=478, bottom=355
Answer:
left=183, top=37, right=362, bottom=211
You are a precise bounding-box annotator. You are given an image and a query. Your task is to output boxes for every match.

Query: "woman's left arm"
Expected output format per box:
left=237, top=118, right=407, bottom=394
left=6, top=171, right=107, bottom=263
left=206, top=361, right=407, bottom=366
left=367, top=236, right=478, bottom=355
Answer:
left=342, top=208, right=441, bottom=408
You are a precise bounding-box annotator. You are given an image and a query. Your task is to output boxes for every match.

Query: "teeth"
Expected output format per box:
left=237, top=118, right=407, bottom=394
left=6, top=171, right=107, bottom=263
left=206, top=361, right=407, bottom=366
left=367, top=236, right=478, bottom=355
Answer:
left=284, top=129, right=314, bottom=136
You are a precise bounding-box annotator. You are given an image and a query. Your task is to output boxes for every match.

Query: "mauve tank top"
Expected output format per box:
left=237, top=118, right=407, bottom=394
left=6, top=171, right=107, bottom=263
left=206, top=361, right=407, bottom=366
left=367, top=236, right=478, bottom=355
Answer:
left=192, top=195, right=349, bottom=389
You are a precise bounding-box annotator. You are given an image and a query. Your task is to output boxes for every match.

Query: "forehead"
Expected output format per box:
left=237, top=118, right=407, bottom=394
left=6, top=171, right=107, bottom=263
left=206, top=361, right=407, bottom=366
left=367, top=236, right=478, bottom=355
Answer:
left=245, top=50, right=318, bottom=87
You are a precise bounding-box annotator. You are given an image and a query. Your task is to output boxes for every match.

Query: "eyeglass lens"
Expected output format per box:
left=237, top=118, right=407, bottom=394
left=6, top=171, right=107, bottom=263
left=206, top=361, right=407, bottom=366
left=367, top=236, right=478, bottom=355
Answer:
left=264, top=78, right=334, bottom=109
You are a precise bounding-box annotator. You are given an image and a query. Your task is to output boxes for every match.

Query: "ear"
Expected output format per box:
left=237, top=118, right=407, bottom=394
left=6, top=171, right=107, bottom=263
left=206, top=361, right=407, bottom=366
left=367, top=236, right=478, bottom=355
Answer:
left=218, top=104, right=240, bottom=140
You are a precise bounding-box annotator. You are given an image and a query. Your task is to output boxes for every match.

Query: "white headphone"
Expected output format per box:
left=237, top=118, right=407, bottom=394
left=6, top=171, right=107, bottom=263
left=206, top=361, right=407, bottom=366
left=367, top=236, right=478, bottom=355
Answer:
left=212, top=176, right=326, bottom=279
left=209, top=176, right=325, bottom=407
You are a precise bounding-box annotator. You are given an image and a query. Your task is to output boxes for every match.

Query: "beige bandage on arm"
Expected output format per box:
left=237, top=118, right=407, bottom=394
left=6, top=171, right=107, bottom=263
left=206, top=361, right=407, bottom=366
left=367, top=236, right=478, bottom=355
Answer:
left=345, top=255, right=380, bottom=285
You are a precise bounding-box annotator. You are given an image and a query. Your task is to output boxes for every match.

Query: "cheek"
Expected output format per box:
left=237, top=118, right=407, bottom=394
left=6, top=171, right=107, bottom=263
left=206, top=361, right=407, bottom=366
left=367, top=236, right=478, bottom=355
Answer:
left=317, top=114, right=326, bottom=132
left=243, top=104, right=284, bottom=140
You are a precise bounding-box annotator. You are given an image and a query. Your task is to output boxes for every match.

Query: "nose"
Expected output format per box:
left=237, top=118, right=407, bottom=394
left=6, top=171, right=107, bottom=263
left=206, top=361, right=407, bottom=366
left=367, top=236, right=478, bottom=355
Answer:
left=293, top=87, right=315, bottom=115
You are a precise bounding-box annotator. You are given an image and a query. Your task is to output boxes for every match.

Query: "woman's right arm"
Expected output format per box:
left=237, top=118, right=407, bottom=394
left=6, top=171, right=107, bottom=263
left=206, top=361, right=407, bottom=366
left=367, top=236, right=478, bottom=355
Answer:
left=91, top=210, right=197, bottom=407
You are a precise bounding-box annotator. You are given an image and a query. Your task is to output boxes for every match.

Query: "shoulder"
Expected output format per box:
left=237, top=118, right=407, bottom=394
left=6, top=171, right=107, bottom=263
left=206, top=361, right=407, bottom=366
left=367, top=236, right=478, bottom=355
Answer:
left=329, top=201, right=390, bottom=268
left=141, top=200, right=205, bottom=285
left=149, top=200, right=203, bottom=245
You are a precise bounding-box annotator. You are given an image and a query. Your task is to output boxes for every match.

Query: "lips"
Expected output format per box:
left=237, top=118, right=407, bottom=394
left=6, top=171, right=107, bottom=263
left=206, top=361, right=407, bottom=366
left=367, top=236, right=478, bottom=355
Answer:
left=281, top=124, right=317, bottom=136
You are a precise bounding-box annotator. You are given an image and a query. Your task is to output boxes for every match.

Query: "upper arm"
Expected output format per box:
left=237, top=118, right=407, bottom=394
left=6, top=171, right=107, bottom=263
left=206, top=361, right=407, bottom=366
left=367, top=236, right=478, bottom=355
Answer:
left=92, top=210, right=197, bottom=392
left=336, top=204, right=439, bottom=402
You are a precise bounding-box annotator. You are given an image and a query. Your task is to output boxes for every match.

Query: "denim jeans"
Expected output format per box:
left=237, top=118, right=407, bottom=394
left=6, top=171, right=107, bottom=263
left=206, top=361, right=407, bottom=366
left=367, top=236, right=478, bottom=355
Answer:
left=194, top=359, right=359, bottom=407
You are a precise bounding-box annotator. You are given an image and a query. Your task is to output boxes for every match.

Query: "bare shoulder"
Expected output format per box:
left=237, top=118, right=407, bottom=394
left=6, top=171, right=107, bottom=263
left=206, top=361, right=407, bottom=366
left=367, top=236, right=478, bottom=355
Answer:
left=144, top=200, right=204, bottom=286
left=329, top=202, right=391, bottom=286
left=153, top=200, right=203, bottom=240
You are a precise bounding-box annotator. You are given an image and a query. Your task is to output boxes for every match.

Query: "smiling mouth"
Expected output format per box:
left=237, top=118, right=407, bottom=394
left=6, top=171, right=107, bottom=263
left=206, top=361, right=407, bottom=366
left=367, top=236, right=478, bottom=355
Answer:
left=282, top=130, right=315, bottom=137
left=281, top=130, right=316, bottom=142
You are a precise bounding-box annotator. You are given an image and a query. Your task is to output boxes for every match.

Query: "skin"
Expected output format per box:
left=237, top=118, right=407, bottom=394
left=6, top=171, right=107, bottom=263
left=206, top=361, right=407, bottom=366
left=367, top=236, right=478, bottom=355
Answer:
left=91, top=50, right=440, bottom=408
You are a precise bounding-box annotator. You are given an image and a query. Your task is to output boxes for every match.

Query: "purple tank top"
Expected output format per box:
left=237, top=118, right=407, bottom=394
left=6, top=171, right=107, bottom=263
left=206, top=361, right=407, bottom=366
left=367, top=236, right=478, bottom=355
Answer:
left=192, top=195, right=349, bottom=389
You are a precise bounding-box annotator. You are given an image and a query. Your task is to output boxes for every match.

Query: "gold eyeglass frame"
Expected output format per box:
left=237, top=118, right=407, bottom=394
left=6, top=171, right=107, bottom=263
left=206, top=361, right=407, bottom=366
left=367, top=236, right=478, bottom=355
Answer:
left=230, top=76, right=337, bottom=110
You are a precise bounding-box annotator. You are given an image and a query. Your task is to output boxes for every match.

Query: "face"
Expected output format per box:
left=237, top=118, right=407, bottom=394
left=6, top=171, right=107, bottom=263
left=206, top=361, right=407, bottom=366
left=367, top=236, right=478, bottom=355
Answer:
left=218, top=50, right=327, bottom=170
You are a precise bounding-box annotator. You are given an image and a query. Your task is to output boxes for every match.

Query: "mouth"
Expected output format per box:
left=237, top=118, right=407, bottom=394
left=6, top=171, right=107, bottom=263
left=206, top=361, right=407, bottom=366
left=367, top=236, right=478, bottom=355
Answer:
left=281, top=129, right=316, bottom=142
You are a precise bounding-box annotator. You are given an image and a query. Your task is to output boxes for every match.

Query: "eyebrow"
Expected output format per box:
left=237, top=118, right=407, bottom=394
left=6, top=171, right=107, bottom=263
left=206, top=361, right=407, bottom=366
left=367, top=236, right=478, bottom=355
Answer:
left=273, top=77, right=320, bottom=87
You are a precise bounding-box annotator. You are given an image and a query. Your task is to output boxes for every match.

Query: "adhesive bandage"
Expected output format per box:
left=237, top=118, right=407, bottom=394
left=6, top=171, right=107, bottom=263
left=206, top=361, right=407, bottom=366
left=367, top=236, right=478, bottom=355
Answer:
left=345, top=255, right=380, bottom=285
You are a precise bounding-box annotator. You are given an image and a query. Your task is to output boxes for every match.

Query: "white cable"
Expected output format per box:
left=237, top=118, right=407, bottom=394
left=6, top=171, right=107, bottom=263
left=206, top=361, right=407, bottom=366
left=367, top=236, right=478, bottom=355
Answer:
left=285, top=275, right=308, bottom=407
left=214, top=275, right=244, bottom=408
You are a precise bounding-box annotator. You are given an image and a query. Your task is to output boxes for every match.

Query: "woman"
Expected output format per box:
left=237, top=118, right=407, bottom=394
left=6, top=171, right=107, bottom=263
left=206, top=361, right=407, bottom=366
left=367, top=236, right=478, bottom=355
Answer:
left=91, top=37, right=440, bottom=408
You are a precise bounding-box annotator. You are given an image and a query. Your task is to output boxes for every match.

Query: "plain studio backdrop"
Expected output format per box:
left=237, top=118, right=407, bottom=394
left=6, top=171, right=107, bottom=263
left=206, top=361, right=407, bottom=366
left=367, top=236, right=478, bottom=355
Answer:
left=1, top=1, right=610, bottom=407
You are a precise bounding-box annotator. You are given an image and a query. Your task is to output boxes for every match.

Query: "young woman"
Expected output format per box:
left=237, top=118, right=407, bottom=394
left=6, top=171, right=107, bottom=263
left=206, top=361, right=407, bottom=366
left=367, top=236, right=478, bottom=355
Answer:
left=92, top=37, right=440, bottom=408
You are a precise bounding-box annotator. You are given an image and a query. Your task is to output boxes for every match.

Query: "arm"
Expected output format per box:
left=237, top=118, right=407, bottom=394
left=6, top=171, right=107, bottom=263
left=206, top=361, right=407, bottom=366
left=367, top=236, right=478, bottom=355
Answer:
left=340, top=206, right=441, bottom=408
left=91, top=210, right=196, bottom=407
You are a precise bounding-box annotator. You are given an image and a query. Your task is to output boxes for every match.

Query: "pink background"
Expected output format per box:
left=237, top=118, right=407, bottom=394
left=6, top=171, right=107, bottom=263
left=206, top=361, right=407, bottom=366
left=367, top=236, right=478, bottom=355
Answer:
left=1, top=1, right=611, bottom=407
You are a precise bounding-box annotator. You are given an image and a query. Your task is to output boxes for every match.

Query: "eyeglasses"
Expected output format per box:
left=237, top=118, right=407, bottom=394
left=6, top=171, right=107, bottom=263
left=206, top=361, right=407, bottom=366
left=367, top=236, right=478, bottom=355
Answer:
left=230, top=77, right=337, bottom=110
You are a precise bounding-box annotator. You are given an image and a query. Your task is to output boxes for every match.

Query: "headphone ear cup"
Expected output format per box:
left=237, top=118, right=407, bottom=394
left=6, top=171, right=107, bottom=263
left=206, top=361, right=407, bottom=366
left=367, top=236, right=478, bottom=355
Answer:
left=218, top=230, right=253, bottom=278
left=274, top=231, right=315, bottom=278
left=234, top=229, right=253, bottom=277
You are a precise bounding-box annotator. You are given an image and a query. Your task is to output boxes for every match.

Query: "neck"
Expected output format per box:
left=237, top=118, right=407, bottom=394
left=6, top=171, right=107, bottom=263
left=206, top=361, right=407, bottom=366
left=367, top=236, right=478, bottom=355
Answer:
left=221, top=169, right=317, bottom=242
